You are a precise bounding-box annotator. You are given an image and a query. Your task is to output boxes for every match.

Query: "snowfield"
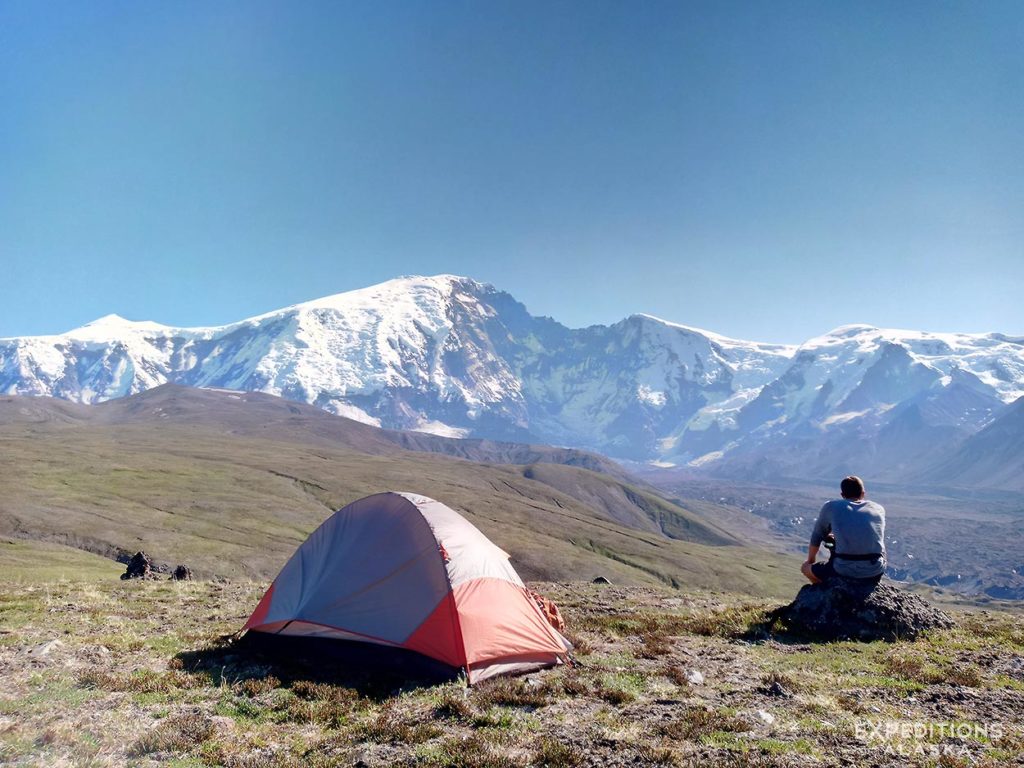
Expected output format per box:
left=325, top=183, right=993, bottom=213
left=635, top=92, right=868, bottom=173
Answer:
left=2, top=274, right=1023, bottom=472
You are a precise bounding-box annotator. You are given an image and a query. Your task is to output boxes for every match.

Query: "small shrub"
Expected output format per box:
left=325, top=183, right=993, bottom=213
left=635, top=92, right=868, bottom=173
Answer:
left=281, top=694, right=317, bottom=723
left=949, top=664, right=984, bottom=687
left=659, top=707, right=748, bottom=741
left=435, top=689, right=474, bottom=721
left=237, top=675, right=280, bottom=697
left=884, top=650, right=927, bottom=680
left=429, top=734, right=522, bottom=767
left=661, top=664, right=691, bottom=687
left=532, top=737, right=583, bottom=767
left=561, top=630, right=593, bottom=656
left=883, top=650, right=951, bottom=685
left=474, top=678, right=550, bottom=709
left=596, top=684, right=635, bottom=705
left=560, top=674, right=590, bottom=697
left=636, top=631, right=672, bottom=659
left=835, top=692, right=867, bottom=713
left=78, top=668, right=203, bottom=694
left=635, top=744, right=677, bottom=765
left=290, top=680, right=360, bottom=706
left=356, top=708, right=441, bottom=745
left=471, top=707, right=517, bottom=729
left=593, top=671, right=645, bottom=706
left=679, top=604, right=774, bottom=639
left=128, top=713, right=215, bottom=756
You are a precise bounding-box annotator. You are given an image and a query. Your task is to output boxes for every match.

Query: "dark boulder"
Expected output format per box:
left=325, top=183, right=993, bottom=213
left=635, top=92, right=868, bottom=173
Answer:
left=775, top=577, right=956, bottom=642
left=592, top=576, right=612, bottom=585
left=170, top=565, right=193, bottom=581
left=120, top=551, right=154, bottom=580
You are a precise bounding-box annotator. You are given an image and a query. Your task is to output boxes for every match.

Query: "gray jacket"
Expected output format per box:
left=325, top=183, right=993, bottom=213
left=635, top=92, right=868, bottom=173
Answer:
left=811, top=499, right=886, bottom=578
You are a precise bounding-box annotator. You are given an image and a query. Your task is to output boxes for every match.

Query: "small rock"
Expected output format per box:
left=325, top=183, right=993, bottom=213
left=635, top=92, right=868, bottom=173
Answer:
left=26, top=639, right=63, bottom=658
left=685, top=669, right=704, bottom=686
left=765, top=680, right=790, bottom=698
left=774, top=577, right=956, bottom=642
left=755, top=709, right=775, bottom=726
left=592, top=576, right=612, bottom=585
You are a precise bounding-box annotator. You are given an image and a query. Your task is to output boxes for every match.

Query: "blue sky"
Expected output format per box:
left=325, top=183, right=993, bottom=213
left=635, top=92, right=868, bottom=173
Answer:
left=2, top=1, right=1022, bottom=343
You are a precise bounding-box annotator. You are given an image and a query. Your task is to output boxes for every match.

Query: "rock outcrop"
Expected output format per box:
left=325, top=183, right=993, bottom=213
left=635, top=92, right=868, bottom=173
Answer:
left=775, top=577, right=956, bottom=641
left=120, top=551, right=155, bottom=580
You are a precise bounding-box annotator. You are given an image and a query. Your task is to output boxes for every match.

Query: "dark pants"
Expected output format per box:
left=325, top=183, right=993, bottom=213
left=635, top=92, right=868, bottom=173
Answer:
left=812, top=559, right=883, bottom=585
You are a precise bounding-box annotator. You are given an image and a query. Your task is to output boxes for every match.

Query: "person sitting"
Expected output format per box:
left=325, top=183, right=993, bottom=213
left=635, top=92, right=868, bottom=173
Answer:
left=801, top=475, right=886, bottom=585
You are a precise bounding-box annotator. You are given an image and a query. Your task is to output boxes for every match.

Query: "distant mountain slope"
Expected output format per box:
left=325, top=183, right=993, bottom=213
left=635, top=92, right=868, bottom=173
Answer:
left=0, top=388, right=794, bottom=594
left=2, top=275, right=1022, bottom=480
left=920, top=396, right=1024, bottom=491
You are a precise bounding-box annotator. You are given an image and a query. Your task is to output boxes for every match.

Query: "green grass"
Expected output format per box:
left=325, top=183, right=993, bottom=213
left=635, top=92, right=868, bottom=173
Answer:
left=0, top=404, right=801, bottom=596
left=3, top=566, right=1023, bottom=766
left=0, top=539, right=122, bottom=582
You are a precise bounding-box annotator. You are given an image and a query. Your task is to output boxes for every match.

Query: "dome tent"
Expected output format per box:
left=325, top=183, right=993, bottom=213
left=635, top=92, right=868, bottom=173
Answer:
left=243, top=492, right=571, bottom=684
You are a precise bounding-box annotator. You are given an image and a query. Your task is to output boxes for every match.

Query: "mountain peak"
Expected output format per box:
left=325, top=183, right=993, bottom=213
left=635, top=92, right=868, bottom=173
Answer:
left=1, top=274, right=1022, bottom=470
left=67, top=313, right=170, bottom=338
left=87, top=313, right=130, bottom=325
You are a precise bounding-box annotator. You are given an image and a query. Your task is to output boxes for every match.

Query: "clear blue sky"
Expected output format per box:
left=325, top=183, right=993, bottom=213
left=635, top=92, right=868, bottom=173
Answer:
left=2, top=1, right=1022, bottom=343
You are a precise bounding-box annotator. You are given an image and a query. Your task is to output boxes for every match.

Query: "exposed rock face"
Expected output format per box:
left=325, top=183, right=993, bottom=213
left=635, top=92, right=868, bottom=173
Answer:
left=776, top=577, right=956, bottom=641
left=120, top=551, right=154, bottom=580
left=170, top=565, right=193, bottom=581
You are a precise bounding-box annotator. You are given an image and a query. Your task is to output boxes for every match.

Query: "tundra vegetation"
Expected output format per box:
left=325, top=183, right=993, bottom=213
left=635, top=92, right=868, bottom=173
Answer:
left=2, top=540, right=1023, bottom=767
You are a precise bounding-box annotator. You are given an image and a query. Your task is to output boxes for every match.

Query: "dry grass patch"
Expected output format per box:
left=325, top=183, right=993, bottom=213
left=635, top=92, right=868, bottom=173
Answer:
left=660, top=663, right=692, bottom=688
left=635, top=743, right=678, bottom=765
left=882, top=648, right=984, bottom=688
left=679, top=603, right=775, bottom=639
left=658, top=706, right=748, bottom=742
left=532, top=737, right=584, bottom=767
left=559, top=672, right=590, bottom=697
left=426, top=733, right=524, bottom=767
left=356, top=705, right=441, bottom=745
left=128, top=712, right=216, bottom=757
left=474, top=677, right=551, bottom=709
left=636, top=630, right=673, bottom=659
left=78, top=668, right=207, bottom=693
left=236, top=675, right=281, bottom=696
left=434, top=689, right=474, bottom=721
left=561, top=629, right=593, bottom=656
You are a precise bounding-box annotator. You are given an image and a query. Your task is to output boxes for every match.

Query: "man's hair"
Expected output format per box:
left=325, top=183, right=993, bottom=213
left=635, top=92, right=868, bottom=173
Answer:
left=841, top=475, right=865, bottom=500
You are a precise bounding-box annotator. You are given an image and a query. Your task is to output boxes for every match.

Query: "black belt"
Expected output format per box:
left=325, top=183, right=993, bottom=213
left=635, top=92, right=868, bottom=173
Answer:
left=833, top=552, right=883, bottom=561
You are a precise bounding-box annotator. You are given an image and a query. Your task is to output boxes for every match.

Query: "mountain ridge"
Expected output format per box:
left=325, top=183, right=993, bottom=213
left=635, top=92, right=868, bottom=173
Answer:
left=3, top=274, right=1023, bottom=487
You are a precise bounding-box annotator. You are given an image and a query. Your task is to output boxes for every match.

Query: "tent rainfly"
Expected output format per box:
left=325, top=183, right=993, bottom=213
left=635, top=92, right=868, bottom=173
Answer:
left=243, top=492, right=572, bottom=683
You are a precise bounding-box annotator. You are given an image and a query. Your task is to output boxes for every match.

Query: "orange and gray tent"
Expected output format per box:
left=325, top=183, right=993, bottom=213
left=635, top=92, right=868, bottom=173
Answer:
left=243, top=492, right=571, bottom=684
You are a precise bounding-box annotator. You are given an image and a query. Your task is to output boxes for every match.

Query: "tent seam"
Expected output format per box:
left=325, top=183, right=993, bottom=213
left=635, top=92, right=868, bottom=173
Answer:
left=405, top=495, right=470, bottom=677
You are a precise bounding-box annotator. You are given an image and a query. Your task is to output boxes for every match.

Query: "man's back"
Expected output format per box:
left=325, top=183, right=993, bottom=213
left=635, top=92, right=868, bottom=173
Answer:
left=812, top=498, right=886, bottom=579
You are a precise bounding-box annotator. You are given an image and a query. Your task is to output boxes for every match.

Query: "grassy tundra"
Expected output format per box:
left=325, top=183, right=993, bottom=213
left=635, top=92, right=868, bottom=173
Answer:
left=2, top=540, right=1024, bottom=767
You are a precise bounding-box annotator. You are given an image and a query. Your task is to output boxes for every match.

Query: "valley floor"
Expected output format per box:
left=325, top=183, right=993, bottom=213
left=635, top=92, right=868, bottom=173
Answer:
left=2, top=575, right=1024, bottom=767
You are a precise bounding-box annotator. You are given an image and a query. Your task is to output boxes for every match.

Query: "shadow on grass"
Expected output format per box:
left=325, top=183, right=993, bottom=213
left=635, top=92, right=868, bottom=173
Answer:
left=174, top=632, right=460, bottom=700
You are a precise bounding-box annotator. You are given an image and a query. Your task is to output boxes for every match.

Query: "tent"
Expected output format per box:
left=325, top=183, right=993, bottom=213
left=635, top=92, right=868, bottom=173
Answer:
left=243, top=491, right=571, bottom=683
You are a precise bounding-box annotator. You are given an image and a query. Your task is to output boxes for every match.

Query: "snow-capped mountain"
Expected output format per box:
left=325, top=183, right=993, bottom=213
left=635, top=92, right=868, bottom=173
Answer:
left=2, top=275, right=1023, bottom=484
